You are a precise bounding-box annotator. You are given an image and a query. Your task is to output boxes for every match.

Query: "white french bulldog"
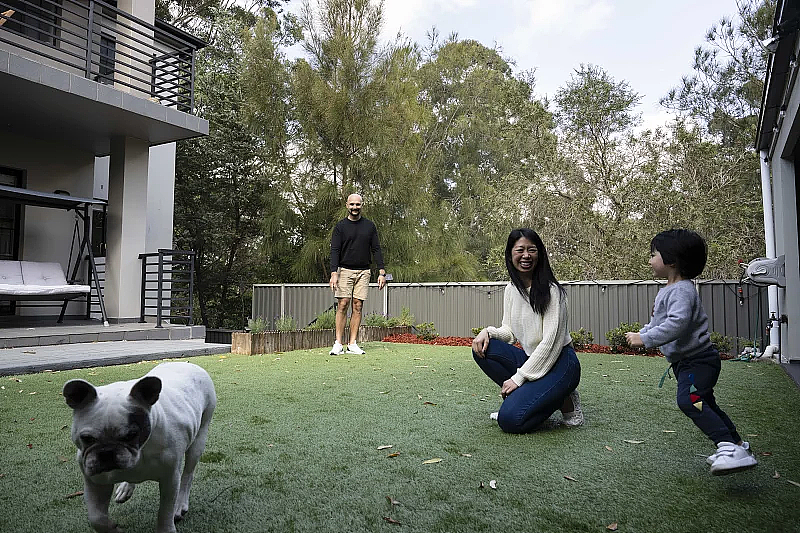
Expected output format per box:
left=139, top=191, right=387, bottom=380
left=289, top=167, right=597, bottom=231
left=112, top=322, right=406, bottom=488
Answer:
left=63, top=362, right=217, bottom=533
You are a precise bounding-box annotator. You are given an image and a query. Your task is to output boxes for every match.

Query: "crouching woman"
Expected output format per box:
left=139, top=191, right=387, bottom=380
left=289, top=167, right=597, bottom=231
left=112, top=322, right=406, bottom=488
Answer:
left=472, top=228, right=582, bottom=433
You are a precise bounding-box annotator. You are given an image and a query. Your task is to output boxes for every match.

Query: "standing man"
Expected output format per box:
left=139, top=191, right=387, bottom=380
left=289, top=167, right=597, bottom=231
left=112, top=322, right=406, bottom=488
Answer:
left=329, top=193, right=387, bottom=355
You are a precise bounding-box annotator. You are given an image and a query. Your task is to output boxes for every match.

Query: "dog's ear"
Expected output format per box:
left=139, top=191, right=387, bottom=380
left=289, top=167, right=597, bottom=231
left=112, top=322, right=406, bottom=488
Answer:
left=63, top=380, right=98, bottom=410
left=129, top=376, right=162, bottom=406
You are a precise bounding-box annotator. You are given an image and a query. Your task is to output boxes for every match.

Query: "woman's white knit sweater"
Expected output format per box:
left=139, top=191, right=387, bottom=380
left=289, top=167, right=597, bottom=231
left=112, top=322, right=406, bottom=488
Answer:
left=486, top=282, right=572, bottom=386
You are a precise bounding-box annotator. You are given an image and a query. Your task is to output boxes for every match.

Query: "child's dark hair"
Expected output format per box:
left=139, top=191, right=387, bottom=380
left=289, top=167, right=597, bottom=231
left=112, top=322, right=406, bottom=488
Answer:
left=505, top=228, right=565, bottom=314
left=650, top=229, right=707, bottom=279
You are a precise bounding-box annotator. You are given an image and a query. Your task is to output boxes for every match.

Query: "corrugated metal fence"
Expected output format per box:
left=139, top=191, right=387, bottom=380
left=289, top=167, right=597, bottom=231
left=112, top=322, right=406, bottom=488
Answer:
left=252, top=280, right=769, bottom=350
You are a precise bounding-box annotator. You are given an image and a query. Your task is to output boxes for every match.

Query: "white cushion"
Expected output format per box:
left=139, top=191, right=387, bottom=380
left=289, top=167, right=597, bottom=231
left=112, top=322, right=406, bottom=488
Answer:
left=0, top=283, right=90, bottom=296
left=0, top=260, right=24, bottom=285
left=20, top=261, right=69, bottom=286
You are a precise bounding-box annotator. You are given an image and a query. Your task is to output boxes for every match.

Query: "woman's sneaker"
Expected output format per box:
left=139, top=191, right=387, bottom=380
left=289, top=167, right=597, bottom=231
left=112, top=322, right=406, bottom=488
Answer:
left=707, top=441, right=749, bottom=465
left=489, top=411, right=499, bottom=421
left=561, top=389, right=584, bottom=427
left=709, top=442, right=758, bottom=475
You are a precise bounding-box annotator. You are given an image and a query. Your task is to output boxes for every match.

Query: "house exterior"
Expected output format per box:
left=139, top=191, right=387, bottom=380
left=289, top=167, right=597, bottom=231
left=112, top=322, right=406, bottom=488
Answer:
left=756, top=0, right=800, bottom=362
left=0, top=0, right=208, bottom=322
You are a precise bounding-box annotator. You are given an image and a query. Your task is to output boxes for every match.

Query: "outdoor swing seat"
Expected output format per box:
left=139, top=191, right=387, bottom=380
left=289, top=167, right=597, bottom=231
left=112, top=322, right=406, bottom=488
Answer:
left=0, top=260, right=90, bottom=300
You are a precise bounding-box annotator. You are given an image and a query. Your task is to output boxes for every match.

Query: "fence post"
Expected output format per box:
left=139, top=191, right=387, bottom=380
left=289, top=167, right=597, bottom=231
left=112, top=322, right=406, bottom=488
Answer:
left=280, top=284, right=285, bottom=326
left=84, top=0, right=95, bottom=78
left=156, top=250, right=164, bottom=328
left=139, top=255, right=147, bottom=323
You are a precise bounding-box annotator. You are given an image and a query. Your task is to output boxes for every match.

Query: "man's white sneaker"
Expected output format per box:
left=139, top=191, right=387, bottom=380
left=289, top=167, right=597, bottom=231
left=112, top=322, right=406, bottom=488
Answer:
left=329, top=342, right=344, bottom=355
left=346, top=343, right=365, bottom=354
left=707, top=441, right=749, bottom=465
left=561, top=389, right=584, bottom=427
left=709, top=441, right=757, bottom=475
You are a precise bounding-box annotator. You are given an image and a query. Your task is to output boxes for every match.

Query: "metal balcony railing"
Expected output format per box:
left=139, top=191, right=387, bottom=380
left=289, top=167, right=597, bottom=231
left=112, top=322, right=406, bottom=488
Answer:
left=0, top=0, right=201, bottom=113
left=139, top=249, right=195, bottom=327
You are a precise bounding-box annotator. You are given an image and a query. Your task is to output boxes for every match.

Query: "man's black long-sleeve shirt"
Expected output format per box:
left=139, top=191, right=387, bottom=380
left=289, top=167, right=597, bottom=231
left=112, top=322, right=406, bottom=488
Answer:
left=330, top=217, right=385, bottom=273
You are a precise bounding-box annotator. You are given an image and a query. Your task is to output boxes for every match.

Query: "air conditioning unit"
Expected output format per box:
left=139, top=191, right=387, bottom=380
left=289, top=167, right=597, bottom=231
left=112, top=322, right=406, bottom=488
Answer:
left=742, top=255, right=785, bottom=287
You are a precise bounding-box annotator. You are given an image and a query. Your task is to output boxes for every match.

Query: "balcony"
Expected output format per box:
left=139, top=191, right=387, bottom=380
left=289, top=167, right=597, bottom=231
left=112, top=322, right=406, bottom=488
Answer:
left=0, top=0, right=208, bottom=154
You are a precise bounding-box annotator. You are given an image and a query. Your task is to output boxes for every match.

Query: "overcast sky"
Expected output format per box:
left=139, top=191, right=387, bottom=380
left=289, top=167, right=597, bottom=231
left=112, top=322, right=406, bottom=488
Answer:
left=290, top=0, right=742, bottom=129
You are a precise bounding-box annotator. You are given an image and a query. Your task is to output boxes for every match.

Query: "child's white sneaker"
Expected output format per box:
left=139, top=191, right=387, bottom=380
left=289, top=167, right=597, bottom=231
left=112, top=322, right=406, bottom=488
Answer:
left=329, top=342, right=344, bottom=355
left=346, top=343, right=365, bottom=354
left=709, top=441, right=757, bottom=475
left=707, top=441, right=749, bottom=465
left=561, top=389, right=584, bottom=427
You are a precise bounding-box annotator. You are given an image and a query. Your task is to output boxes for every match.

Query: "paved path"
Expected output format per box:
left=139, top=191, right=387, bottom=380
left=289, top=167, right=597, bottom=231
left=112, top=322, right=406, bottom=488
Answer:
left=0, top=339, right=231, bottom=376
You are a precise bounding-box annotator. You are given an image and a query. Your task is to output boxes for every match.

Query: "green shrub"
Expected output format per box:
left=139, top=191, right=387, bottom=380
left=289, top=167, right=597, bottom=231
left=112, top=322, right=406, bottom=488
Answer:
left=388, top=307, right=414, bottom=327
left=247, top=316, right=269, bottom=334
left=570, top=327, right=594, bottom=348
left=415, top=322, right=439, bottom=341
left=605, top=322, right=642, bottom=352
left=363, top=313, right=389, bottom=327
left=709, top=331, right=735, bottom=354
left=275, top=315, right=297, bottom=332
left=471, top=327, right=483, bottom=337
left=305, top=309, right=337, bottom=330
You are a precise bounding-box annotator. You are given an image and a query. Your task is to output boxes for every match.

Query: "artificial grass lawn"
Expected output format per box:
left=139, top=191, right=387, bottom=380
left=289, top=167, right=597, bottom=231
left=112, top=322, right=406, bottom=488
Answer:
left=2, top=344, right=800, bottom=533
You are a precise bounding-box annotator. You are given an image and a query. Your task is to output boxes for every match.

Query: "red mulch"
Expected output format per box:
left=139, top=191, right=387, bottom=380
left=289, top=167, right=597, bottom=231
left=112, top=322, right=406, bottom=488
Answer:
left=382, top=334, right=664, bottom=356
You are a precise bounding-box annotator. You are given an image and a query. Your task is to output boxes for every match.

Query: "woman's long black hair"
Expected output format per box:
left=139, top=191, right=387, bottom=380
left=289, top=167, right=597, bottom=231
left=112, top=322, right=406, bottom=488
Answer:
left=505, top=228, right=565, bottom=315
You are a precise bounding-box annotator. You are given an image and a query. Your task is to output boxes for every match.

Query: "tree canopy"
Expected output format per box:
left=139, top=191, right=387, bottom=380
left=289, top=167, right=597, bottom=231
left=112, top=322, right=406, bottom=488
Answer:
left=171, top=0, right=775, bottom=327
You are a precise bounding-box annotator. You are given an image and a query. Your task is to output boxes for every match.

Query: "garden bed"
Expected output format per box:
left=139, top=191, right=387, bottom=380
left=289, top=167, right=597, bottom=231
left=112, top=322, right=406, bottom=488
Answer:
left=382, top=334, right=667, bottom=357
left=232, top=326, right=412, bottom=355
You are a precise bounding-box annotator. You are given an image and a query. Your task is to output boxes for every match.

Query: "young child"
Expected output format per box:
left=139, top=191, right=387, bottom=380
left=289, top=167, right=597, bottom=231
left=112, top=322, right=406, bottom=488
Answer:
left=625, top=229, right=757, bottom=475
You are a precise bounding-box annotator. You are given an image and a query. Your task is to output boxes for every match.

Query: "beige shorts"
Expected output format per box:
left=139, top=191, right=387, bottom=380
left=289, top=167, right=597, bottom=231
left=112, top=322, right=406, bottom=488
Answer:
left=335, top=268, right=370, bottom=301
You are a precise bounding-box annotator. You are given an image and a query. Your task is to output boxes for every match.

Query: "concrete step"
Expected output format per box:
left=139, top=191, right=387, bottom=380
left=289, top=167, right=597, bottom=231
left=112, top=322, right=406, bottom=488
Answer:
left=0, top=323, right=207, bottom=349
left=0, top=339, right=231, bottom=376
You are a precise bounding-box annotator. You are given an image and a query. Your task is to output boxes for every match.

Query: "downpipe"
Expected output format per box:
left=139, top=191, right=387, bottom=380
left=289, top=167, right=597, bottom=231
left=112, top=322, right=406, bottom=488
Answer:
left=758, top=151, right=782, bottom=361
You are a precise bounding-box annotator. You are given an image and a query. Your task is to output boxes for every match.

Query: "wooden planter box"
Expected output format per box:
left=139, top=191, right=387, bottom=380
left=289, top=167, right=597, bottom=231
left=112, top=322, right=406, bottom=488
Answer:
left=231, top=326, right=411, bottom=355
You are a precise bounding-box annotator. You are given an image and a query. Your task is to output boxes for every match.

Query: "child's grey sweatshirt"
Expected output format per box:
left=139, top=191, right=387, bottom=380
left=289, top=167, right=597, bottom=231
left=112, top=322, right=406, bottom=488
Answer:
left=639, top=279, right=713, bottom=363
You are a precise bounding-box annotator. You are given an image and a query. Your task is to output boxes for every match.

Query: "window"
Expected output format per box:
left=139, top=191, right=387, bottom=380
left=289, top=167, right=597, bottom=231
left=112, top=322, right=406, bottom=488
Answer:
left=0, top=0, right=63, bottom=46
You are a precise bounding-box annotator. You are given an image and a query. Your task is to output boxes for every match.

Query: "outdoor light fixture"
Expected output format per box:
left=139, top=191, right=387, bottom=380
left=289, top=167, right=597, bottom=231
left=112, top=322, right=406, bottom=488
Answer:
left=761, top=35, right=781, bottom=53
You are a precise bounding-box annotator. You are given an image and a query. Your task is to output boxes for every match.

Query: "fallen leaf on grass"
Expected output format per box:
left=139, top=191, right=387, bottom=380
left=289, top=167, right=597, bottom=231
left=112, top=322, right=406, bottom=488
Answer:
left=65, top=491, right=83, bottom=499
left=604, top=446, right=613, bottom=452
left=26, top=444, right=32, bottom=449
left=423, top=401, right=436, bottom=406
left=386, top=496, right=401, bottom=506
left=377, top=445, right=393, bottom=450
left=418, top=395, right=423, bottom=400
left=607, top=522, right=619, bottom=531
left=788, top=480, right=800, bottom=488
left=58, top=456, right=68, bottom=463
left=423, top=458, right=442, bottom=464
left=563, top=475, right=577, bottom=482
left=383, top=517, right=401, bottom=525
left=479, top=481, right=484, bottom=488
left=773, top=471, right=781, bottom=479
left=746, top=434, right=758, bottom=437
left=60, top=425, right=68, bottom=430
left=387, top=453, right=399, bottom=458
left=461, top=453, right=472, bottom=457
left=623, top=440, right=644, bottom=444
left=29, top=392, right=36, bottom=395
left=662, top=430, right=675, bottom=433
left=489, top=480, right=497, bottom=489
left=761, top=452, right=773, bottom=457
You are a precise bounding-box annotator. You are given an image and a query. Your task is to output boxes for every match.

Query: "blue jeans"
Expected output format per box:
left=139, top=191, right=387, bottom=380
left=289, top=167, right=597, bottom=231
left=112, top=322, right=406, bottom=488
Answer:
left=473, top=339, right=581, bottom=433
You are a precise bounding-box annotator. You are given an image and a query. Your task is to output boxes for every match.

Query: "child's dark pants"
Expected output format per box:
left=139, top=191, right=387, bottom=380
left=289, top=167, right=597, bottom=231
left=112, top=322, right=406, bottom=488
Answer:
left=673, top=349, right=742, bottom=445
